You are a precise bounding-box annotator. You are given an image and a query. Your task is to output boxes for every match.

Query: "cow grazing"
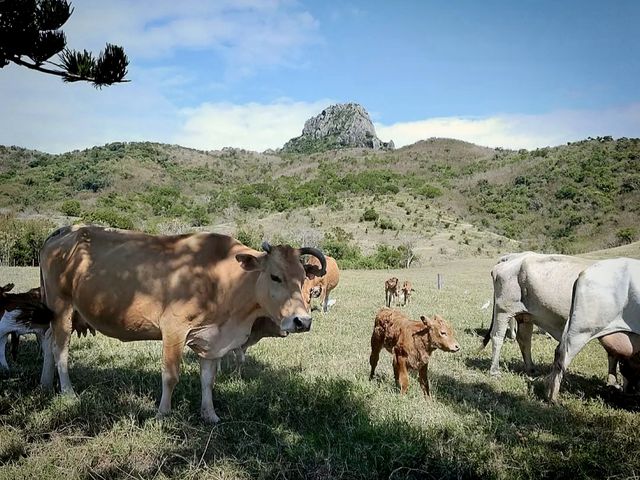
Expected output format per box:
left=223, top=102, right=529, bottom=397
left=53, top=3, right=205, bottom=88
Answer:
left=0, top=284, right=52, bottom=371
left=384, top=277, right=400, bottom=307
left=39, top=225, right=326, bottom=423
left=369, top=308, right=460, bottom=396
left=481, top=252, right=593, bottom=376
left=303, top=255, right=340, bottom=313
left=546, top=258, right=640, bottom=402
left=400, top=280, right=415, bottom=306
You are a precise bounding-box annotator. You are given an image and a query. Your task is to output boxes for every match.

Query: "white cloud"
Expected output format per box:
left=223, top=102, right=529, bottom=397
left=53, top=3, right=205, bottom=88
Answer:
left=64, top=0, right=320, bottom=76
left=176, top=99, right=333, bottom=151
left=376, top=104, right=640, bottom=150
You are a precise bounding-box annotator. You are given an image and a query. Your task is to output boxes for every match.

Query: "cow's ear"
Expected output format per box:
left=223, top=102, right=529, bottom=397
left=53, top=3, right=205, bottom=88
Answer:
left=236, top=253, right=264, bottom=272
left=420, top=315, right=430, bottom=325
left=304, top=264, right=321, bottom=280
left=1, top=283, right=14, bottom=293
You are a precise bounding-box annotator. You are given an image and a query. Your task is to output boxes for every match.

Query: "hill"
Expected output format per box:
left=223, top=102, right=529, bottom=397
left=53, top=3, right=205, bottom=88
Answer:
left=0, top=136, right=638, bottom=266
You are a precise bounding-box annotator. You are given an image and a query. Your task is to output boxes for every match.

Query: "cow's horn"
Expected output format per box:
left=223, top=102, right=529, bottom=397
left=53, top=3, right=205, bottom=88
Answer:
left=261, top=241, right=272, bottom=253
left=298, top=247, right=327, bottom=276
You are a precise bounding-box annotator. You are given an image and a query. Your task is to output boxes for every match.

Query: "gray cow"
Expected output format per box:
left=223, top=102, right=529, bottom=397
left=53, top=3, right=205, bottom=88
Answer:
left=482, top=252, right=595, bottom=376
left=546, top=257, right=640, bottom=402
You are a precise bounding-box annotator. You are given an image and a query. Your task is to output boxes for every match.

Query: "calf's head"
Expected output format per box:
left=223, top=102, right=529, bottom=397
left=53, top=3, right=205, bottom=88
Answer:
left=236, top=242, right=326, bottom=334
left=416, top=314, right=460, bottom=353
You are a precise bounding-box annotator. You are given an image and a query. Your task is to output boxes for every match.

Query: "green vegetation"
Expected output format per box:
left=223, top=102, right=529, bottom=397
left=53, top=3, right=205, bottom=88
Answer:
left=0, top=137, right=638, bottom=256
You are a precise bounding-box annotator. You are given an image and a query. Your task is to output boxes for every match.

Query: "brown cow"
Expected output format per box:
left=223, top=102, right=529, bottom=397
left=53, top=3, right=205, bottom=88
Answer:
left=400, top=280, right=415, bottom=306
left=369, top=308, right=460, bottom=396
left=39, top=225, right=326, bottom=423
left=384, top=277, right=399, bottom=307
left=303, top=255, right=340, bottom=313
left=598, top=331, right=640, bottom=393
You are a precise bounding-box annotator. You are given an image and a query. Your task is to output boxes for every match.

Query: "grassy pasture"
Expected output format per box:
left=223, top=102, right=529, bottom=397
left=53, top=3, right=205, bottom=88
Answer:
left=1, top=252, right=640, bottom=479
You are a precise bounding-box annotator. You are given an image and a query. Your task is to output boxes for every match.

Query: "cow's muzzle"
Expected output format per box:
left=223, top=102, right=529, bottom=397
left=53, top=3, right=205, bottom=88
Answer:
left=293, top=315, right=312, bottom=333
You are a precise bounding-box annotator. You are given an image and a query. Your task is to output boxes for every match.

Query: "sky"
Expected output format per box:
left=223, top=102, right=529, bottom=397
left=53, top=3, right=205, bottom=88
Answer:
left=1, top=0, right=639, bottom=153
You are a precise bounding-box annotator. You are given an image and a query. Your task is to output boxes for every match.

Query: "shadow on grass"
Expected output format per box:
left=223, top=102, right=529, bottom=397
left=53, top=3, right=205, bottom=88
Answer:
left=2, top=337, right=640, bottom=479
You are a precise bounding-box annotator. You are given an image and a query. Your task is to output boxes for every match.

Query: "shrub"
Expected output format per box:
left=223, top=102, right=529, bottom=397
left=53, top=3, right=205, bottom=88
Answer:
left=60, top=199, right=82, bottom=217
left=377, top=218, right=396, bottom=230
left=361, top=207, right=379, bottom=222
left=616, top=227, right=637, bottom=245
left=85, top=208, right=134, bottom=230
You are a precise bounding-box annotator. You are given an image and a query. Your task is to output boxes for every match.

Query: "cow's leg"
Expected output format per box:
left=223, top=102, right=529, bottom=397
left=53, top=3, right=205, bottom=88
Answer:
left=546, top=331, right=593, bottom=403
left=369, top=332, right=383, bottom=380
left=506, top=317, right=517, bottom=340
left=515, top=320, right=535, bottom=375
left=606, top=353, right=619, bottom=387
left=393, top=354, right=409, bottom=393
left=158, top=333, right=185, bottom=417
left=488, top=310, right=512, bottom=376
left=418, top=363, right=430, bottom=397
left=320, top=290, right=329, bottom=314
left=385, top=291, right=390, bottom=308
left=10, top=332, right=19, bottom=360
left=199, top=357, right=220, bottom=424
left=40, top=327, right=55, bottom=389
left=51, top=306, right=75, bottom=395
left=0, top=334, right=9, bottom=371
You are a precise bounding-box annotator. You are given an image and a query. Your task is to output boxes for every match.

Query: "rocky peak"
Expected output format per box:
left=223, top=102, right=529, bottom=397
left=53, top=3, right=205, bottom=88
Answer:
left=282, top=103, right=394, bottom=153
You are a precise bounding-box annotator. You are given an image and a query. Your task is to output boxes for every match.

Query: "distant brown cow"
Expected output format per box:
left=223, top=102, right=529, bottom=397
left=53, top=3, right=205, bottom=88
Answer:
left=369, top=308, right=460, bottom=396
left=303, top=255, right=340, bottom=313
left=598, top=331, right=640, bottom=393
left=384, top=277, right=399, bottom=307
left=400, top=280, right=415, bottom=306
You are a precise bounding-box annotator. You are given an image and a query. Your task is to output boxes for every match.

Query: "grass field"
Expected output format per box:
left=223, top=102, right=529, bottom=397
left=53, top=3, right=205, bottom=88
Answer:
left=1, top=248, right=640, bottom=479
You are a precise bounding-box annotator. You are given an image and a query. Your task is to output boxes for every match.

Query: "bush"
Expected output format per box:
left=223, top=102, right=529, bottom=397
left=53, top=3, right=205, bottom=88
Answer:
left=85, top=208, right=134, bottom=230
left=361, top=207, right=379, bottom=222
left=60, top=199, right=82, bottom=217
left=377, top=218, right=396, bottom=230
left=0, top=215, right=54, bottom=265
left=616, top=227, right=637, bottom=245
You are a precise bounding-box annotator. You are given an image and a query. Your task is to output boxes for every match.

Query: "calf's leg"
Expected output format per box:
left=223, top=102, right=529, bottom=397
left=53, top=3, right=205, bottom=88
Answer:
left=369, top=332, right=383, bottom=379
left=418, top=363, right=430, bottom=397
left=393, top=354, right=409, bottom=393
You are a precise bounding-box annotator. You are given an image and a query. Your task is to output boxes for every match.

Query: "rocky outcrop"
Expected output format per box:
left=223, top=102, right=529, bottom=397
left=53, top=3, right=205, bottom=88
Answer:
left=282, top=103, right=394, bottom=153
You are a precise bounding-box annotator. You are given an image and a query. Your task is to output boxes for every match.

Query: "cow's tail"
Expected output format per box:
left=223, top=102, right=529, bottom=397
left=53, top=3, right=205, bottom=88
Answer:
left=479, top=289, right=496, bottom=350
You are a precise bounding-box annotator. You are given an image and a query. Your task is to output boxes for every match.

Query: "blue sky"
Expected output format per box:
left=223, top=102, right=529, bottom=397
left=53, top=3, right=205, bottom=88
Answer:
left=1, top=0, right=639, bottom=152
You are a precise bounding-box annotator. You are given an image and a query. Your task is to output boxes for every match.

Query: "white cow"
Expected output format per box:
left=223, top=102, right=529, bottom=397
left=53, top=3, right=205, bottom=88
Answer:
left=546, top=257, right=640, bottom=402
left=482, top=252, right=594, bottom=376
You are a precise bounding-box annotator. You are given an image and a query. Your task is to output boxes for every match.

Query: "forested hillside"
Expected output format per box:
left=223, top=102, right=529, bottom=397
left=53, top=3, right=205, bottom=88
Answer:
left=0, top=136, right=638, bottom=265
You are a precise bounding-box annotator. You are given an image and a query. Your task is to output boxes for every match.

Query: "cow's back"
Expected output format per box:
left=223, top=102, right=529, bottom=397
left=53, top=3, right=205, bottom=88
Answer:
left=39, top=225, right=246, bottom=340
left=517, top=254, right=592, bottom=339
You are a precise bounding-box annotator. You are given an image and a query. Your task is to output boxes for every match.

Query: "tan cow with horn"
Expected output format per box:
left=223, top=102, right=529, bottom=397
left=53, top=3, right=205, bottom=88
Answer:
left=39, top=225, right=326, bottom=423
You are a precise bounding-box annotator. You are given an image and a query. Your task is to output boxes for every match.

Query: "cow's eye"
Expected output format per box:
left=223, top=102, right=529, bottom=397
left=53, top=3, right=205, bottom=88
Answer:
left=440, top=331, right=447, bottom=336
left=270, top=274, right=282, bottom=283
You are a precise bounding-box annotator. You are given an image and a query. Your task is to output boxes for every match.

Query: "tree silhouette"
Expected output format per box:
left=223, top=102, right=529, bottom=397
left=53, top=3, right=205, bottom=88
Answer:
left=0, top=0, right=128, bottom=87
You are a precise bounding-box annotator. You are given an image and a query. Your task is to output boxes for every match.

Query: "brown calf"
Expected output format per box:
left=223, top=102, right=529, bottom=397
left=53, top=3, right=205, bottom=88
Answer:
left=369, top=308, right=460, bottom=396
left=400, top=280, right=415, bottom=306
left=384, top=277, right=399, bottom=307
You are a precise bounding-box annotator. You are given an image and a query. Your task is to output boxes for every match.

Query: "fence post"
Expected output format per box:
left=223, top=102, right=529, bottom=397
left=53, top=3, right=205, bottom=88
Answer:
left=437, top=273, right=444, bottom=290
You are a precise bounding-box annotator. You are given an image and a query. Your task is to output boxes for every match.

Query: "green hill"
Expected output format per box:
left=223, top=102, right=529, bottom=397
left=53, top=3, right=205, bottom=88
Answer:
left=0, top=136, right=638, bottom=266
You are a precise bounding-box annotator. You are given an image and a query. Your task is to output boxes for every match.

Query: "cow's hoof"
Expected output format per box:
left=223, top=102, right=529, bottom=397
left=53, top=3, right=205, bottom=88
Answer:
left=201, top=409, right=220, bottom=424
